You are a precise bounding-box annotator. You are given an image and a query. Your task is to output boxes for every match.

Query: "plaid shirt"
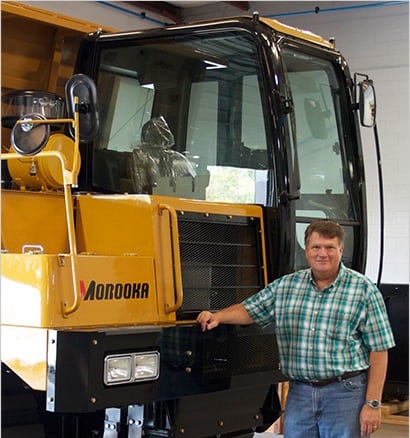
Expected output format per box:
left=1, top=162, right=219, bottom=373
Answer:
left=242, top=263, right=395, bottom=380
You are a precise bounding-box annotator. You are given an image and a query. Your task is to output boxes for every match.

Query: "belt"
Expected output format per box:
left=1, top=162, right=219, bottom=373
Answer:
left=296, top=369, right=367, bottom=387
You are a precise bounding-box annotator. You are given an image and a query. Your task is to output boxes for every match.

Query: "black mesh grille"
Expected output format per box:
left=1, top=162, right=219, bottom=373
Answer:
left=228, top=333, right=279, bottom=375
left=177, top=213, right=264, bottom=318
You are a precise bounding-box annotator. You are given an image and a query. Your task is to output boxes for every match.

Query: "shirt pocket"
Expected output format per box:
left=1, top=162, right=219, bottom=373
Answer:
left=327, top=315, right=355, bottom=343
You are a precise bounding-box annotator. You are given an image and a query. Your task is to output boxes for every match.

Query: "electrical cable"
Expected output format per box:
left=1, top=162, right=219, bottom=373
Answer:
left=373, top=123, right=385, bottom=288
left=267, top=1, right=407, bottom=18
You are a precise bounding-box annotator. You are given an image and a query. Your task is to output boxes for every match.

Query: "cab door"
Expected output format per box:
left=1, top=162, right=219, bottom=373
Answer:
left=279, top=43, right=366, bottom=273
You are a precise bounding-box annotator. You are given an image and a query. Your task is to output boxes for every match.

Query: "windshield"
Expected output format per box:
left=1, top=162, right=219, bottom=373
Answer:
left=93, top=30, right=270, bottom=203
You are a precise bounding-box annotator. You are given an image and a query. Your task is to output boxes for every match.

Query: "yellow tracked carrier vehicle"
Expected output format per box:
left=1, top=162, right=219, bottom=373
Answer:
left=2, top=4, right=378, bottom=437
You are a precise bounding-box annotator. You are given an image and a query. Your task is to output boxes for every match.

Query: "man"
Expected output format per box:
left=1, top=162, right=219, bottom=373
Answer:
left=197, top=220, right=395, bottom=438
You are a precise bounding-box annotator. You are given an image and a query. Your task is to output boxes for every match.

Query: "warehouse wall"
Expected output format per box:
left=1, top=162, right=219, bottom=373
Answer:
left=22, top=1, right=409, bottom=285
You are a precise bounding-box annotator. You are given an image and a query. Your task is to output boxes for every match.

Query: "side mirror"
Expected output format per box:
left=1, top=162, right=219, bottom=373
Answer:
left=359, top=79, right=376, bottom=128
left=8, top=74, right=98, bottom=190
left=11, top=114, right=50, bottom=156
left=65, top=73, right=99, bottom=142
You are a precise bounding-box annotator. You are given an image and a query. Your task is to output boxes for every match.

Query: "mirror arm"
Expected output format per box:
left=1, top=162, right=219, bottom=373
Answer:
left=72, top=96, right=81, bottom=186
left=353, top=72, right=370, bottom=100
left=279, top=190, right=300, bottom=205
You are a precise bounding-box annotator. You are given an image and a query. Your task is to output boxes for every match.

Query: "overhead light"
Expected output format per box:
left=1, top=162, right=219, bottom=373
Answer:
left=141, top=83, right=155, bottom=90
left=204, top=60, right=227, bottom=70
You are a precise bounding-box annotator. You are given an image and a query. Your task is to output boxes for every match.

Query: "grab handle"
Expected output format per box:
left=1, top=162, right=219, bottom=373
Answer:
left=1, top=151, right=80, bottom=317
left=158, top=203, right=183, bottom=314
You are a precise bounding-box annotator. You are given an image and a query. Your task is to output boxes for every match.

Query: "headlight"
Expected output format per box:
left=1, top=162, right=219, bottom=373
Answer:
left=105, top=355, right=133, bottom=384
left=135, top=353, right=159, bottom=379
left=104, top=352, right=160, bottom=386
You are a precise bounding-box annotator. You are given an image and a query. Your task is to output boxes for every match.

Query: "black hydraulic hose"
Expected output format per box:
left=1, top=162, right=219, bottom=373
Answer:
left=373, top=123, right=384, bottom=288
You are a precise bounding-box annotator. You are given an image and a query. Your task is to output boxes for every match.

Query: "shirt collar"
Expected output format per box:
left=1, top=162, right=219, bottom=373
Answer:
left=309, top=262, right=346, bottom=291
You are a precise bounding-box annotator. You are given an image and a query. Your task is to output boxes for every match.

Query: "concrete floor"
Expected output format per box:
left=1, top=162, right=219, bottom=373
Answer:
left=254, top=422, right=409, bottom=438
left=3, top=420, right=408, bottom=438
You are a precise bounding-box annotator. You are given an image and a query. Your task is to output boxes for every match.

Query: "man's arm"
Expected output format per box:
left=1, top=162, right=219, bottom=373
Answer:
left=197, top=303, right=254, bottom=331
left=359, top=350, right=388, bottom=436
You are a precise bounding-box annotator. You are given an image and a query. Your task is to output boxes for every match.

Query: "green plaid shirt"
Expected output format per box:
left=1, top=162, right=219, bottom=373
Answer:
left=242, top=263, right=395, bottom=380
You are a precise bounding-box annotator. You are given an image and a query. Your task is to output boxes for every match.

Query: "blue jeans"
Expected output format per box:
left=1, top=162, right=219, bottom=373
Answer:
left=283, top=373, right=367, bottom=438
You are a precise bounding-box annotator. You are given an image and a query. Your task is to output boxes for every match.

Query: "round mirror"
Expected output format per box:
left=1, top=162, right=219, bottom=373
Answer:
left=11, top=114, right=50, bottom=156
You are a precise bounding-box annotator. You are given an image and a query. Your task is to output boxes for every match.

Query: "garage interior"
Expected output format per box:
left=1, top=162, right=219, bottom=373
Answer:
left=1, top=1, right=408, bottom=437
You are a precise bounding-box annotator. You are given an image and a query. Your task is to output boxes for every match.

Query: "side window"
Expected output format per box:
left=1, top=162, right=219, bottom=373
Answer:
left=281, top=47, right=356, bottom=269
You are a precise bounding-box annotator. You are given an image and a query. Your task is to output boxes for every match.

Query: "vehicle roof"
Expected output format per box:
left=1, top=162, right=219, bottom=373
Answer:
left=96, top=15, right=335, bottom=51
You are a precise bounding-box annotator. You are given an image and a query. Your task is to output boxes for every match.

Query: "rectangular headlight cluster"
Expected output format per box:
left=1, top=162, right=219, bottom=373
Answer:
left=104, top=351, right=160, bottom=386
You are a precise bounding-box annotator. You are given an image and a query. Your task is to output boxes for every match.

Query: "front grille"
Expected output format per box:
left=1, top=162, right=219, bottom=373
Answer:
left=177, top=212, right=264, bottom=318
left=228, top=332, right=279, bottom=375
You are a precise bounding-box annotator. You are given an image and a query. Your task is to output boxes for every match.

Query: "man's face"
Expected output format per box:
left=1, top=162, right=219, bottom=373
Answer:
left=305, top=232, right=343, bottom=279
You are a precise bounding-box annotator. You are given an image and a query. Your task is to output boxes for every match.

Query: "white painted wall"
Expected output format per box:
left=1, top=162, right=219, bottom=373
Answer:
left=21, top=1, right=409, bottom=284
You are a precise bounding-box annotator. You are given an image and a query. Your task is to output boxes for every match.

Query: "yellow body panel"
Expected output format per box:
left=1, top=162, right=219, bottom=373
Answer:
left=260, top=17, right=334, bottom=49
left=1, top=1, right=117, bottom=128
left=1, top=253, right=159, bottom=328
left=1, top=1, right=117, bottom=33
left=76, top=194, right=157, bottom=256
left=1, top=190, right=69, bottom=254
left=1, top=191, right=267, bottom=329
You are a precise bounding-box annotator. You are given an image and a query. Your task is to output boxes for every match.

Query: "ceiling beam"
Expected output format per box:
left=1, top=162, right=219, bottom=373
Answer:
left=127, top=2, right=184, bottom=24
left=226, top=2, right=249, bottom=11
left=123, top=1, right=251, bottom=24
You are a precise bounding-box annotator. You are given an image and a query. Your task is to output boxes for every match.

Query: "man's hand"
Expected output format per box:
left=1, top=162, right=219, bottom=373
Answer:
left=360, top=350, right=388, bottom=436
left=197, top=311, right=219, bottom=332
left=360, top=404, right=382, bottom=436
left=197, top=304, right=253, bottom=332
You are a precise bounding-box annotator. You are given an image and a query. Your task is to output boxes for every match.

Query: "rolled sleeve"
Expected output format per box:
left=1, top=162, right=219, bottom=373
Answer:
left=242, top=283, right=276, bottom=328
left=361, top=285, right=396, bottom=351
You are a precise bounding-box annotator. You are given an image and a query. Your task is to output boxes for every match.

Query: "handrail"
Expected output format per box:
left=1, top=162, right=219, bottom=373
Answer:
left=158, top=203, right=183, bottom=314
left=1, top=150, right=81, bottom=317
left=61, top=184, right=80, bottom=316
left=2, top=100, right=81, bottom=316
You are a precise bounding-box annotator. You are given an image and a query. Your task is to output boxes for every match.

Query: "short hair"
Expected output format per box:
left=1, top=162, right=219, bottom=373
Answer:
left=304, top=220, right=345, bottom=246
